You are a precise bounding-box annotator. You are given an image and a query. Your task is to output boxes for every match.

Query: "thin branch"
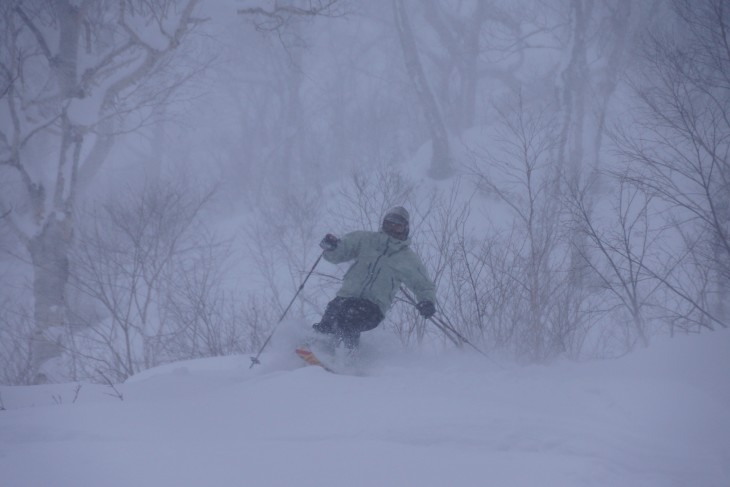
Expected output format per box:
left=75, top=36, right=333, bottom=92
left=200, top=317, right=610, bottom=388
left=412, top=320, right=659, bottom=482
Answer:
left=14, top=7, right=54, bottom=63
left=238, top=0, right=344, bottom=31
left=97, top=369, right=124, bottom=401
left=72, top=384, right=82, bottom=403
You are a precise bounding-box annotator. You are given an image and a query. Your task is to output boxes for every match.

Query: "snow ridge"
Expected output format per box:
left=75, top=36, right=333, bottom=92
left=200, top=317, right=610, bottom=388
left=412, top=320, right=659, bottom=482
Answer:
left=1, top=330, right=728, bottom=487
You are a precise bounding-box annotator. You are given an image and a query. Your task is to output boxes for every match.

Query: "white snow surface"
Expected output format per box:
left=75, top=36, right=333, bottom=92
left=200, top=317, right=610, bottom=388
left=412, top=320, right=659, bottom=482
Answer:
left=1, top=326, right=729, bottom=487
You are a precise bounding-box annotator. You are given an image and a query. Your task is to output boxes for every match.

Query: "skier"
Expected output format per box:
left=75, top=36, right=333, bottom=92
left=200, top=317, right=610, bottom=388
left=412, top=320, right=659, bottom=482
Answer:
left=313, top=206, right=437, bottom=351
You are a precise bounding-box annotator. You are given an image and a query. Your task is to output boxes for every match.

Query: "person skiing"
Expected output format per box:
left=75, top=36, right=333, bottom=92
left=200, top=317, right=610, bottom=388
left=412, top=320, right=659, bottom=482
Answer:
left=313, top=206, right=437, bottom=351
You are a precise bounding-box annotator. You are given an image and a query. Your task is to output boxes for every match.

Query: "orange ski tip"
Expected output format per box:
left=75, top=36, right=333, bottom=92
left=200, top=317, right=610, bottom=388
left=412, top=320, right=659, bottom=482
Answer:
left=295, top=348, right=318, bottom=364
left=295, top=346, right=336, bottom=373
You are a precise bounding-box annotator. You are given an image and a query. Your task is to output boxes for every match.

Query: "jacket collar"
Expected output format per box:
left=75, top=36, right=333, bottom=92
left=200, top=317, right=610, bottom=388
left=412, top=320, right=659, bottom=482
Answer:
left=380, top=231, right=411, bottom=247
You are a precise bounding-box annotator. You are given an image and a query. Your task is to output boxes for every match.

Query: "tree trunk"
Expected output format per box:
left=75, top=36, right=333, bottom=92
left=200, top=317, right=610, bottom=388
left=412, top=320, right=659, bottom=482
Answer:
left=393, top=0, right=453, bottom=179
left=281, top=53, right=303, bottom=191
left=27, top=214, right=73, bottom=383
left=421, top=1, right=484, bottom=133
left=459, top=1, right=485, bottom=132
left=559, top=0, right=594, bottom=305
left=558, top=0, right=593, bottom=181
left=3, top=0, right=201, bottom=383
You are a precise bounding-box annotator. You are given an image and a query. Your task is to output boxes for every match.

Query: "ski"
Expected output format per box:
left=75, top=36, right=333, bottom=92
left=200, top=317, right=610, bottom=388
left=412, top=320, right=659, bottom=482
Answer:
left=295, top=346, right=336, bottom=373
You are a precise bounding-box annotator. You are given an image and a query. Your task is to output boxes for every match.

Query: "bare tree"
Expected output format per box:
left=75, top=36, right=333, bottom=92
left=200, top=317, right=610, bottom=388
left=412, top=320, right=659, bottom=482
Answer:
left=417, top=184, right=488, bottom=348
left=238, top=0, right=345, bottom=33
left=616, top=0, right=729, bottom=330
left=557, top=0, right=593, bottom=181
left=159, top=231, right=259, bottom=362
left=0, top=0, right=204, bottom=382
left=466, top=95, right=592, bottom=361
left=393, top=0, right=453, bottom=180
left=419, top=1, right=490, bottom=133
left=230, top=0, right=352, bottom=195
left=567, top=175, right=666, bottom=349
left=69, top=181, right=208, bottom=380
left=66, top=181, right=251, bottom=383
left=247, top=188, right=326, bottom=323
left=0, top=301, right=34, bottom=385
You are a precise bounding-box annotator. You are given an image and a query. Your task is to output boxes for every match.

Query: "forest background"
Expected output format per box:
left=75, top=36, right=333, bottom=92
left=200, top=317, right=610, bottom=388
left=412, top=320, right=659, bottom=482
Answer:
left=0, top=0, right=727, bottom=384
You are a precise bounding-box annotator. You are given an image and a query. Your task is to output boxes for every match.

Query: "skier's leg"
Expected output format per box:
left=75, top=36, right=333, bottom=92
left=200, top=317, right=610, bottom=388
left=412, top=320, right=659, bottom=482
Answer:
left=335, top=298, right=383, bottom=351
left=312, top=297, right=347, bottom=353
left=313, top=297, right=346, bottom=334
left=341, top=331, right=360, bottom=350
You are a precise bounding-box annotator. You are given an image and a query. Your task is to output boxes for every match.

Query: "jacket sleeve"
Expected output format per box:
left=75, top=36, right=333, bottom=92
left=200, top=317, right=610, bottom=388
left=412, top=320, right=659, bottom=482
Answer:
left=403, top=252, right=437, bottom=304
left=322, top=231, right=363, bottom=264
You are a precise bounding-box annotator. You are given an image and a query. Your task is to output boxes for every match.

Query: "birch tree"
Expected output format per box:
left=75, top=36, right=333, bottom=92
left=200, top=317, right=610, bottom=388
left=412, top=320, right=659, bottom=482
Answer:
left=0, top=0, right=202, bottom=382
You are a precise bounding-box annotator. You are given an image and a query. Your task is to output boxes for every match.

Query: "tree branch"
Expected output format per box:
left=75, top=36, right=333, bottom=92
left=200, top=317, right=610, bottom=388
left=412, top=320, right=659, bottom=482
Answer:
left=14, top=7, right=54, bottom=64
left=238, top=0, right=344, bottom=32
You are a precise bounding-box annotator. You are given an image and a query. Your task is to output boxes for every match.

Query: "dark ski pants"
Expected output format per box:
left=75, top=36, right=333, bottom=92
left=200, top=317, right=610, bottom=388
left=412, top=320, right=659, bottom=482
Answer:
left=313, top=297, right=384, bottom=349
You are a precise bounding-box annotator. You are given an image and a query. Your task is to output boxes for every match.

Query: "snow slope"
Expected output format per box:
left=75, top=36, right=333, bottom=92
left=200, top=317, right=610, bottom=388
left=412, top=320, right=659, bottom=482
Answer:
left=1, top=328, right=729, bottom=487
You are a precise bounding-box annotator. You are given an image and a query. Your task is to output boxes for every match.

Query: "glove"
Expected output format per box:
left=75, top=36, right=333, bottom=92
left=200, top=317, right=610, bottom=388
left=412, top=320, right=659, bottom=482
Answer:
left=416, top=300, right=436, bottom=319
left=319, top=233, right=339, bottom=251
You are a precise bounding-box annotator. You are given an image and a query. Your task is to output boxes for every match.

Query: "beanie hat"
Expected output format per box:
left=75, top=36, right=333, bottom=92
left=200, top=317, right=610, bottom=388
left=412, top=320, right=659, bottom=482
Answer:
left=383, top=206, right=409, bottom=225
left=382, top=206, right=410, bottom=240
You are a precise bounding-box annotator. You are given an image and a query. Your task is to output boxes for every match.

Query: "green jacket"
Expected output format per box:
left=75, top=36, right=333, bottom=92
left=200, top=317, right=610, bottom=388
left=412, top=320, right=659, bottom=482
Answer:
left=323, top=230, right=436, bottom=316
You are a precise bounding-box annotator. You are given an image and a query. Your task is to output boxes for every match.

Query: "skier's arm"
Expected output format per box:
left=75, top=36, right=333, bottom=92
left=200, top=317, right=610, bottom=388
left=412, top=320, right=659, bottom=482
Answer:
left=403, top=253, right=436, bottom=305
left=322, top=231, right=363, bottom=264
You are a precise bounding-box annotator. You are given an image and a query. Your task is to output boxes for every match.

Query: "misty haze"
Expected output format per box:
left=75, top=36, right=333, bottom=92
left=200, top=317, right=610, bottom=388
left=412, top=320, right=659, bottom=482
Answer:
left=1, top=1, right=728, bottom=486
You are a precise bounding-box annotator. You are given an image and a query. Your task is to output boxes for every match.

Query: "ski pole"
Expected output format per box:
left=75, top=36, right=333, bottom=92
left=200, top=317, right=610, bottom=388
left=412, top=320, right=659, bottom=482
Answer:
left=399, top=286, right=490, bottom=358
left=249, top=252, right=324, bottom=368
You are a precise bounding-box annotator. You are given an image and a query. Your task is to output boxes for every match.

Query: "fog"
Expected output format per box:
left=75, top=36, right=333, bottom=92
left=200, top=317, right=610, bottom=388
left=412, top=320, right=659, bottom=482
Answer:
left=0, top=0, right=728, bottom=384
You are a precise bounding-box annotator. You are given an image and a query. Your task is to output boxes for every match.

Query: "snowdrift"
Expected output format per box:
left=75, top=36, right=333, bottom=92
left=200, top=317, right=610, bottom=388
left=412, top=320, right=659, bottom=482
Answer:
left=1, top=330, right=728, bottom=487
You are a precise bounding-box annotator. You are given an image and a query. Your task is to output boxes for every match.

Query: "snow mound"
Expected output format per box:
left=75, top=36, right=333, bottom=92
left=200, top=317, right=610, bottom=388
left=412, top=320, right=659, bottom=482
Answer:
left=1, top=330, right=728, bottom=487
